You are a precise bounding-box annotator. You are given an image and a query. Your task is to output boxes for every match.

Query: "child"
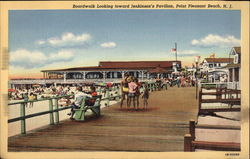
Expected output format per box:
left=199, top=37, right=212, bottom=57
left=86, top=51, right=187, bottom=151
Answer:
left=142, top=84, right=149, bottom=110
left=134, top=78, right=141, bottom=110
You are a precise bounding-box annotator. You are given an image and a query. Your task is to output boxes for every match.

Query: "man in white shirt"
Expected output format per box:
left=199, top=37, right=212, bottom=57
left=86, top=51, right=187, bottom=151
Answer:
left=68, top=86, right=92, bottom=119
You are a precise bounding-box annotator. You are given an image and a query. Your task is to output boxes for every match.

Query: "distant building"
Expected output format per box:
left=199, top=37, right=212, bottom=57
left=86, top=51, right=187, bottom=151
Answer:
left=199, top=57, right=233, bottom=82
left=200, top=57, right=233, bottom=73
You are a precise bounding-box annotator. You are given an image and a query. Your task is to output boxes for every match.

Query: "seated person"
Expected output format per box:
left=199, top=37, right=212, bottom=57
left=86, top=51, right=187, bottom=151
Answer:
left=85, top=86, right=98, bottom=106
left=67, top=86, right=92, bottom=119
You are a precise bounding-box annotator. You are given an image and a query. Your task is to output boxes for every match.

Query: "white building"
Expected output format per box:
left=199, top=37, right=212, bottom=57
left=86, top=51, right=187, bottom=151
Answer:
left=200, top=57, right=233, bottom=82
left=226, top=47, right=241, bottom=90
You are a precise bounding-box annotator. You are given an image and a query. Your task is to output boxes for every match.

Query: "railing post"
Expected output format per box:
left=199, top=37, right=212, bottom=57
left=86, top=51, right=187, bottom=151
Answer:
left=54, top=98, right=59, bottom=124
left=98, top=87, right=102, bottom=95
left=198, top=88, right=202, bottom=112
left=189, top=120, right=195, bottom=141
left=116, top=86, right=121, bottom=100
left=49, top=99, right=54, bottom=125
left=106, top=88, right=110, bottom=106
left=184, top=134, right=193, bottom=152
left=20, top=103, right=26, bottom=134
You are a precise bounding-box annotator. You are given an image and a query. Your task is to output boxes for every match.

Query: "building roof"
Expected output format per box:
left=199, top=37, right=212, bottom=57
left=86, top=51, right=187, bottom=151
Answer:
left=233, top=47, right=241, bottom=54
left=99, top=61, right=180, bottom=69
left=41, top=61, right=181, bottom=72
left=204, top=58, right=233, bottom=63
left=149, top=67, right=170, bottom=73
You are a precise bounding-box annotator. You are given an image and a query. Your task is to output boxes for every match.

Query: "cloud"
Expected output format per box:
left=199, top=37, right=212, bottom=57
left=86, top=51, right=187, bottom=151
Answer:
left=191, top=34, right=240, bottom=48
left=10, top=49, right=75, bottom=68
left=36, top=40, right=46, bottom=45
left=100, top=42, right=117, bottom=48
left=37, top=32, right=92, bottom=48
left=10, top=49, right=47, bottom=68
left=48, top=50, right=74, bottom=62
left=177, top=50, right=201, bottom=57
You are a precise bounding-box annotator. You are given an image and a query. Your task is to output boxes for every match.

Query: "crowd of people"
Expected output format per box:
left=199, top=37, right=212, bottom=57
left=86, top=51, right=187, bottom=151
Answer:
left=8, top=85, right=103, bottom=107
left=119, top=73, right=197, bottom=110
left=8, top=85, right=72, bottom=101
left=173, top=75, right=196, bottom=88
left=120, top=73, right=149, bottom=110
left=8, top=73, right=196, bottom=111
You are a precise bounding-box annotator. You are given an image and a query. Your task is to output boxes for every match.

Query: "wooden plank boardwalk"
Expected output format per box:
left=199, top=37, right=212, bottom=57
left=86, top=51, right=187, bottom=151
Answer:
left=8, top=87, right=198, bottom=152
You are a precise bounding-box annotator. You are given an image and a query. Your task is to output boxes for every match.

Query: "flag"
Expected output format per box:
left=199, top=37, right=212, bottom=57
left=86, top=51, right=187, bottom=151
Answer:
left=171, top=48, right=176, bottom=52
left=210, top=53, right=215, bottom=58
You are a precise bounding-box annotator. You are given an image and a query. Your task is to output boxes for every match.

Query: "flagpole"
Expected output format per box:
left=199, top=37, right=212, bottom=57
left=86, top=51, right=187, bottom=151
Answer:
left=175, top=43, right=177, bottom=61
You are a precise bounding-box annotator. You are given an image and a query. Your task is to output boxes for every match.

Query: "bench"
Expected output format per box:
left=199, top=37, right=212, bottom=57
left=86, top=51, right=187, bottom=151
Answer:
left=74, top=95, right=102, bottom=121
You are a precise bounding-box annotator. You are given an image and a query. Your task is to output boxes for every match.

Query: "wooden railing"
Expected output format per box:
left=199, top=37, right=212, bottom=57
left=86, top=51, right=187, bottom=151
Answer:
left=8, top=87, right=122, bottom=135
left=184, top=120, right=240, bottom=151
left=198, top=86, right=241, bottom=115
left=8, top=95, right=74, bottom=134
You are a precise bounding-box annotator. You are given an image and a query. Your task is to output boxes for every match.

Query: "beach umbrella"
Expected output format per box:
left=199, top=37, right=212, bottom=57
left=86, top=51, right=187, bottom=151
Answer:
left=8, top=89, right=16, bottom=92
left=96, top=82, right=106, bottom=86
left=106, top=82, right=112, bottom=87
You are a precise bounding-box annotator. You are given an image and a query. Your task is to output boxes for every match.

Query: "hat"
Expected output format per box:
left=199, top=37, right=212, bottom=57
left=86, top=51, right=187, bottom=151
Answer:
left=127, top=76, right=133, bottom=82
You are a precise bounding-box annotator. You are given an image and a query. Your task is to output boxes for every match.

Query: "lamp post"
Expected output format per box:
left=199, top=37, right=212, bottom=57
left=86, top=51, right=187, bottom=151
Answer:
left=194, top=56, right=200, bottom=99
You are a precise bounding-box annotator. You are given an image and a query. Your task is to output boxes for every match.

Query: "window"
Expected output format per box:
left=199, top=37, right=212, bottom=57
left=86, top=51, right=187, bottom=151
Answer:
left=229, top=69, right=233, bottom=82
left=234, top=55, right=238, bottom=64
left=235, top=68, right=239, bottom=81
left=209, top=64, right=213, bottom=68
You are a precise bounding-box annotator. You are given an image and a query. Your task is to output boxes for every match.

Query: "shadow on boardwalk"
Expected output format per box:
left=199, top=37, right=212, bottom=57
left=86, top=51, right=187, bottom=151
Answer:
left=8, top=87, right=198, bottom=152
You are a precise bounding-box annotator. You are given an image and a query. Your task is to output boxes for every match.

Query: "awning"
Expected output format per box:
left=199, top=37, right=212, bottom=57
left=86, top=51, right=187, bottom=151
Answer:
left=207, top=70, right=227, bottom=75
left=222, top=63, right=240, bottom=69
left=32, top=84, right=40, bottom=87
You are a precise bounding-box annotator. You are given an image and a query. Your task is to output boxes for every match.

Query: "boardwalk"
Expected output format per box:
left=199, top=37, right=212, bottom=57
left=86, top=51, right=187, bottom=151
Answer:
left=8, top=87, right=198, bottom=152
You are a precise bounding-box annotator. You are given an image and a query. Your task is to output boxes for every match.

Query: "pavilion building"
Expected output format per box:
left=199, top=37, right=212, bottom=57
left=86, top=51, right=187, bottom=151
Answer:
left=41, top=60, right=182, bottom=82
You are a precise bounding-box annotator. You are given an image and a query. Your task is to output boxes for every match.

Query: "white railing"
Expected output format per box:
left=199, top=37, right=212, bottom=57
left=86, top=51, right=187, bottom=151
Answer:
left=199, top=81, right=240, bottom=90
left=199, top=82, right=228, bottom=88
left=9, top=78, right=157, bottom=85
left=227, top=82, right=240, bottom=90
left=9, top=79, right=121, bottom=84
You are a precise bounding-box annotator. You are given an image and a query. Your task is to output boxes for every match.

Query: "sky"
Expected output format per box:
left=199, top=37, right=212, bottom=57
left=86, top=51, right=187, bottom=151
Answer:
left=9, top=10, right=241, bottom=78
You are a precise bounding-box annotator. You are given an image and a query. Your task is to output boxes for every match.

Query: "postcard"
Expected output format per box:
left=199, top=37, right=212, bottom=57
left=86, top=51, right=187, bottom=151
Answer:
left=0, top=1, right=249, bottom=159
